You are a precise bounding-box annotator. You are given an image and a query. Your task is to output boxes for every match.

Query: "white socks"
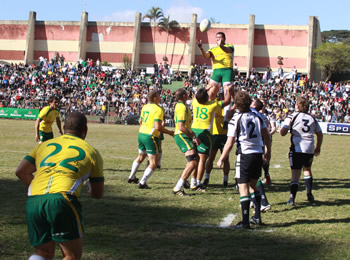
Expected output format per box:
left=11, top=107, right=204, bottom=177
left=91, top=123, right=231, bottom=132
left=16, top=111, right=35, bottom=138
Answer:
left=129, top=160, right=140, bottom=179
left=140, top=167, right=154, bottom=185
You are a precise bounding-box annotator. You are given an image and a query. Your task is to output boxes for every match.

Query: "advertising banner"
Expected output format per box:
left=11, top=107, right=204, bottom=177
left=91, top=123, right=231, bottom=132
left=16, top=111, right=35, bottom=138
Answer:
left=319, top=122, right=350, bottom=135
left=0, top=108, right=39, bottom=120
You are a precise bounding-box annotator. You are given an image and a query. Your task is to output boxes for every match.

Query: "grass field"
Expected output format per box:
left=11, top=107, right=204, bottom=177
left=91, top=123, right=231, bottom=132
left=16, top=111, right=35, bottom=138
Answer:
left=1, top=119, right=350, bottom=259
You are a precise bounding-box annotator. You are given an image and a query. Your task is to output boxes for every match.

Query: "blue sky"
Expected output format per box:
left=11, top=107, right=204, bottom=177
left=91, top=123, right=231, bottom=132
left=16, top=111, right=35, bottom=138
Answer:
left=2, top=0, right=349, bottom=31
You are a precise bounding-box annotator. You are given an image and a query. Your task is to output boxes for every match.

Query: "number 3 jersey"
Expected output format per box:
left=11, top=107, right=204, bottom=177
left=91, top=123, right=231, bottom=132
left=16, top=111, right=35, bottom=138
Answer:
left=282, top=112, right=322, bottom=154
left=25, top=134, right=104, bottom=197
left=228, top=111, right=265, bottom=154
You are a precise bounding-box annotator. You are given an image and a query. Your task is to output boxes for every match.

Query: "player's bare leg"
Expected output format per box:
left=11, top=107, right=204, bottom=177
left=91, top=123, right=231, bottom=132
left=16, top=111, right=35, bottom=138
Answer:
left=205, top=80, right=220, bottom=100
left=204, top=148, right=218, bottom=187
left=173, top=149, right=198, bottom=195
left=31, top=241, right=55, bottom=260
left=58, top=237, right=83, bottom=260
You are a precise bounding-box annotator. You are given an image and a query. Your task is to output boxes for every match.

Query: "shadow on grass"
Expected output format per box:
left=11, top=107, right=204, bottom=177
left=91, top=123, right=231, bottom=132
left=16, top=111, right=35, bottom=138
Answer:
left=0, top=178, right=337, bottom=259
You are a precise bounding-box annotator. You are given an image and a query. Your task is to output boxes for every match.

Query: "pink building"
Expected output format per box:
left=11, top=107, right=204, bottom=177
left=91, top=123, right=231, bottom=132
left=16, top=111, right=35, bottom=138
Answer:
left=0, top=12, right=321, bottom=80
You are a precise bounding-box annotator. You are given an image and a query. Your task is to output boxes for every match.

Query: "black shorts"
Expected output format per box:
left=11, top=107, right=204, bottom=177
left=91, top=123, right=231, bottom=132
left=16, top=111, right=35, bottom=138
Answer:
left=289, top=151, right=314, bottom=169
left=235, top=153, right=262, bottom=183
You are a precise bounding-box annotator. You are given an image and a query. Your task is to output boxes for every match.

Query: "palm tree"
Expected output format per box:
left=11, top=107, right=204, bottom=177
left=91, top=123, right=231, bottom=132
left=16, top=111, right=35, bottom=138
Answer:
left=143, top=7, right=164, bottom=44
left=159, top=15, right=179, bottom=61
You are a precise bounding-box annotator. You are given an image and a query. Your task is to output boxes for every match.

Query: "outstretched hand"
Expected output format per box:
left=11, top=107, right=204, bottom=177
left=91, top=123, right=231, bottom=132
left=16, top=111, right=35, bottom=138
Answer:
left=197, top=40, right=203, bottom=49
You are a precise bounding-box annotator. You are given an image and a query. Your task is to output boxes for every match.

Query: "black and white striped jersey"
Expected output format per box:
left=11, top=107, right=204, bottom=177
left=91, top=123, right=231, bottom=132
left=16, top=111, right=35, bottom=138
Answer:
left=228, top=111, right=265, bottom=154
left=282, top=112, right=322, bottom=154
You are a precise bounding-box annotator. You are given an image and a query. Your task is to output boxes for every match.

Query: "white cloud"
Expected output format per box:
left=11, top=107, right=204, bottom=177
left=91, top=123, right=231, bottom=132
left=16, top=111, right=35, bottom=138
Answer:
left=100, top=10, right=137, bottom=22
left=165, top=0, right=205, bottom=23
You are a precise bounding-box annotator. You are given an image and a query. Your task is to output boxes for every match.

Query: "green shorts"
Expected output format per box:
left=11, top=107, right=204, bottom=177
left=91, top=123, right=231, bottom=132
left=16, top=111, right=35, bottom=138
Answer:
left=26, top=193, right=84, bottom=246
left=174, top=133, right=195, bottom=153
left=138, top=133, right=160, bottom=155
left=192, top=129, right=212, bottom=155
left=211, top=134, right=227, bottom=150
left=39, top=131, right=54, bottom=142
left=210, top=68, right=234, bottom=84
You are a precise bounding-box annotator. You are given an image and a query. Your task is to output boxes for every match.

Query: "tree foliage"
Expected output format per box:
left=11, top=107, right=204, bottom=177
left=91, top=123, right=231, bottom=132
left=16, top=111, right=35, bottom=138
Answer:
left=159, top=15, right=179, bottom=61
left=322, top=30, right=350, bottom=44
left=313, top=42, right=350, bottom=82
left=143, top=7, right=164, bottom=52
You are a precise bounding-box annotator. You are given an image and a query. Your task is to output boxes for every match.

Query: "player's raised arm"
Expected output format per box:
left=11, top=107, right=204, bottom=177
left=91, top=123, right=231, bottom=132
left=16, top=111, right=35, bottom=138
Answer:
left=197, top=40, right=211, bottom=59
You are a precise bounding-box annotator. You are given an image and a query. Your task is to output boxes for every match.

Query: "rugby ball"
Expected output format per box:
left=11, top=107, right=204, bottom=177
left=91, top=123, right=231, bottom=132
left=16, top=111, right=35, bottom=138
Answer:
left=199, top=19, right=211, bottom=32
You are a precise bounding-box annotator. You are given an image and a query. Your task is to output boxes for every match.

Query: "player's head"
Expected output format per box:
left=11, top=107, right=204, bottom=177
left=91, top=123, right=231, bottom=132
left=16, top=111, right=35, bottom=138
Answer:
left=64, top=111, right=88, bottom=139
left=175, top=88, right=188, bottom=101
left=234, top=91, right=251, bottom=113
left=147, top=90, right=160, bottom=104
left=216, top=32, right=226, bottom=41
left=252, top=98, right=263, bottom=111
left=196, top=87, right=209, bottom=104
left=48, top=96, right=59, bottom=109
left=296, top=96, right=309, bottom=113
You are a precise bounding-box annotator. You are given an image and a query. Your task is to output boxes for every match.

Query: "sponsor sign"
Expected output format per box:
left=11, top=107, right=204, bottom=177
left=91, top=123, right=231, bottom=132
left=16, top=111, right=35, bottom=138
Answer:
left=319, top=122, right=350, bottom=135
left=0, top=108, right=39, bottom=120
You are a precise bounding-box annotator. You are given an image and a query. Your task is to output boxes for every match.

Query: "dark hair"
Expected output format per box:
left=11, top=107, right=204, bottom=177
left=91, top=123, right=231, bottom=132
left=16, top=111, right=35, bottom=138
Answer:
left=64, top=112, right=87, bottom=135
left=253, top=98, right=264, bottom=111
left=216, top=32, right=226, bottom=39
left=48, top=96, right=58, bottom=103
left=196, top=88, right=209, bottom=104
left=234, top=91, right=251, bottom=113
left=175, top=88, right=187, bottom=101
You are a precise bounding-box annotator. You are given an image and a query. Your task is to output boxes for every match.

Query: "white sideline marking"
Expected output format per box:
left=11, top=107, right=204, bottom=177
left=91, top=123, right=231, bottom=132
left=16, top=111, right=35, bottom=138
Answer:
left=219, top=213, right=237, bottom=228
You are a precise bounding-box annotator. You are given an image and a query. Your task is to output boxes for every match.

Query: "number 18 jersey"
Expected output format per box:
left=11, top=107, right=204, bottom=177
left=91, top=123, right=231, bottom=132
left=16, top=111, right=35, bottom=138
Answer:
left=25, top=134, right=104, bottom=197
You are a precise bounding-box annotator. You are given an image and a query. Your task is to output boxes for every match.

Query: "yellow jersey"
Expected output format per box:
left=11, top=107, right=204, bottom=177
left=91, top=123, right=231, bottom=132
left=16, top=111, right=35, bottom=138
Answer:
left=25, top=134, right=104, bottom=197
left=191, top=98, right=223, bottom=134
left=174, top=102, right=192, bottom=135
left=208, top=43, right=234, bottom=69
left=212, top=106, right=227, bottom=135
left=139, top=103, right=164, bottom=138
left=38, top=105, right=60, bottom=133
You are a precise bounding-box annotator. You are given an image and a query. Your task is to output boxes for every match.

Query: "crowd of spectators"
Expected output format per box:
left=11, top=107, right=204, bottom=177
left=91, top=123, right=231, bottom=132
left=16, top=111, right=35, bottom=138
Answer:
left=1, top=58, right=350, bottom=127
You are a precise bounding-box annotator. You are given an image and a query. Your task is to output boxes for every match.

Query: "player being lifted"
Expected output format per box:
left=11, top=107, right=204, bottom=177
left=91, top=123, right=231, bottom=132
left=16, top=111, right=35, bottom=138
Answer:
left=217, top=91, right=271, bottom=229
left=280, top=96, right=323, bottom=205
left=172, top=88, right=201, bottom=196
left=197, top=32, right=234, bottom=100
left=128, top=91, right=174, bottom=189
left=191, top=84, right=233, bottom=191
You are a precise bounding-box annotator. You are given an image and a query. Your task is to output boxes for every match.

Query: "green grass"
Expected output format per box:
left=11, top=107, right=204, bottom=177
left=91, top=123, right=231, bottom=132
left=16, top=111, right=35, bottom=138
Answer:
left=1, top=119, right=350, bottom=259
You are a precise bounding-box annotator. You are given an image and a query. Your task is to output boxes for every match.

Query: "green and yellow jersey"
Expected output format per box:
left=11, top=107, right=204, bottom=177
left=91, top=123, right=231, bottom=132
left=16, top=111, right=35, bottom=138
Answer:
left=38, top=105, right=60, bottom=133
left=25, top=134, right=104, bottom=197
left=174, top=102, right=192, bottom=135
left=212, top=106, right=227, bottom=135
left=208, top=43, right=234, bottom=69
left=139, top=103, right=164, bottom=138
left=191, top=98, right=223, bottom=134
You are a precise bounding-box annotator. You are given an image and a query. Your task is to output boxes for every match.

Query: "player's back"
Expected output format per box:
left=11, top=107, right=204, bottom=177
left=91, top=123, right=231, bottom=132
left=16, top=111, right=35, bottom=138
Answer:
left=27, top=134, right=101, bottom=197
left=288, top=112, right=321, bottom=153
left=229, top=111, right=264, bottom=154
left=192, top=98, right=222, bottom=133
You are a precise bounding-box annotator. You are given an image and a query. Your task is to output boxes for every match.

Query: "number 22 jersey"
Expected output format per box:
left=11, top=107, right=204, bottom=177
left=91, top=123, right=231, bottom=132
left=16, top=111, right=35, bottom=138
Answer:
left=25, top=134, right=104, bottom=197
